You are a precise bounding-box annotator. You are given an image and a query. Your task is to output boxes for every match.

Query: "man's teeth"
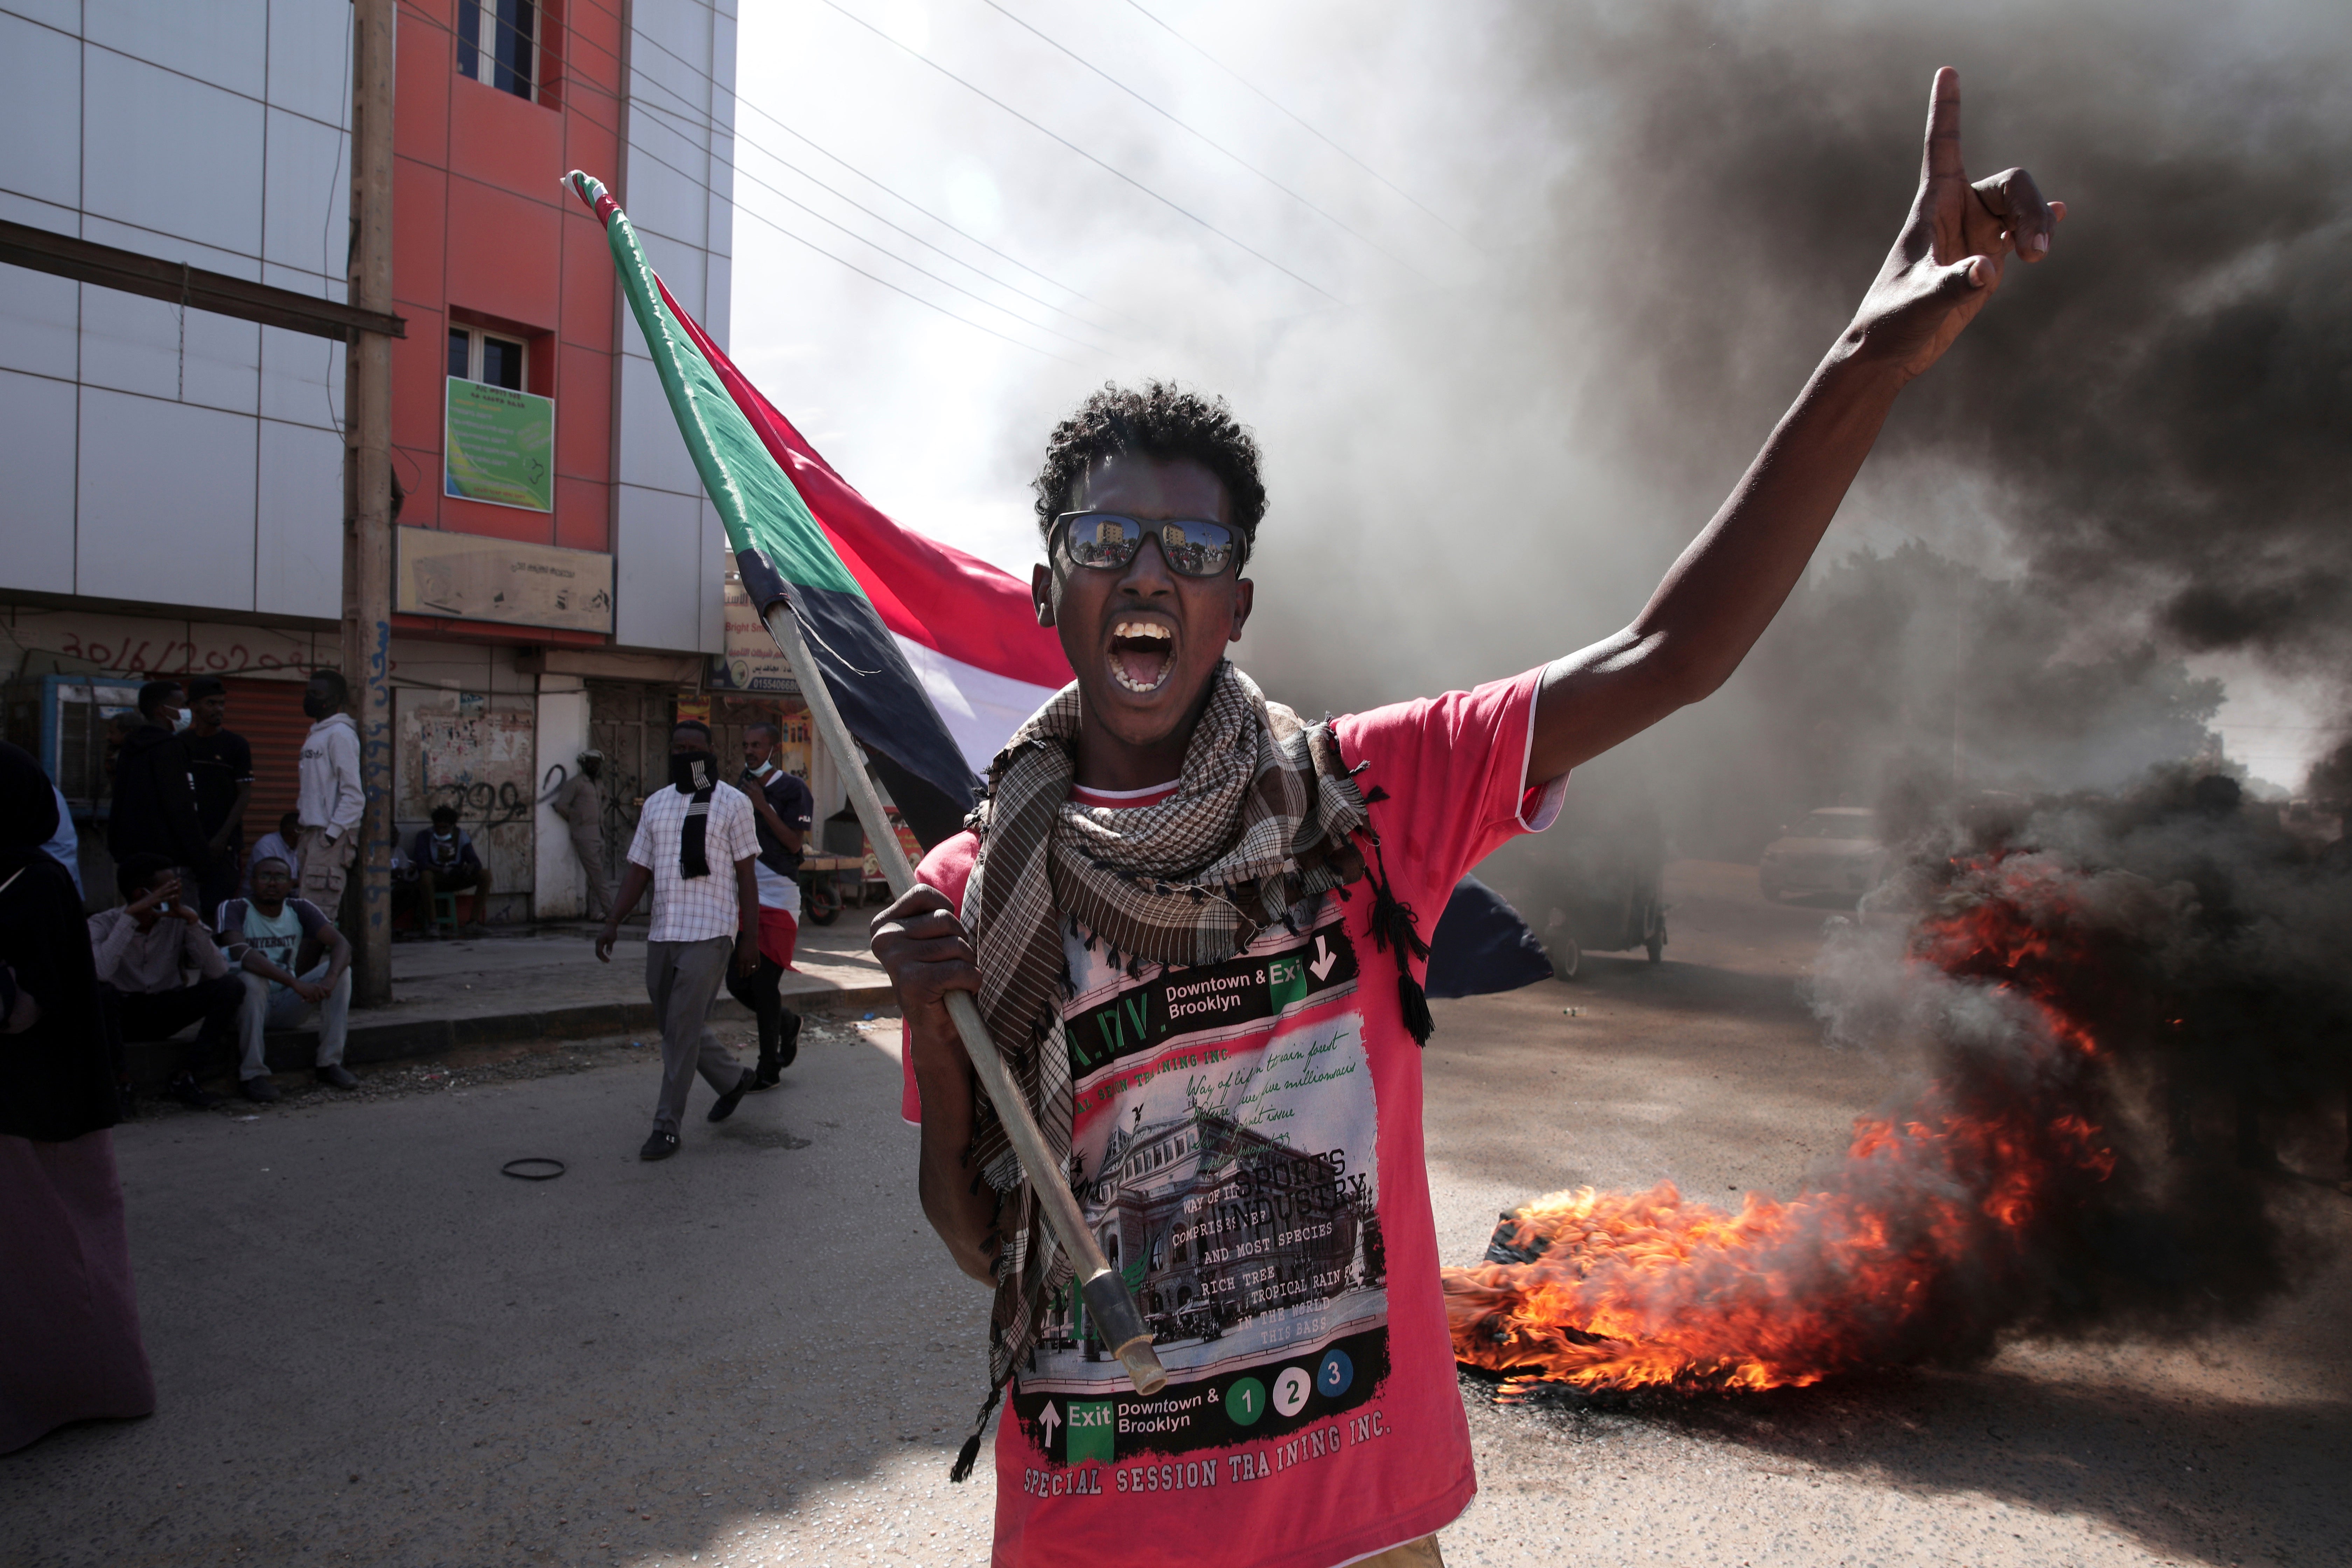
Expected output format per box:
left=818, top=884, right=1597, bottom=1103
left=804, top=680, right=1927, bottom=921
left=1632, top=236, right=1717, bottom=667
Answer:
left=1111, top=651, right=1170, bottom=693
left=1109, top=619, right=1174, bottom=693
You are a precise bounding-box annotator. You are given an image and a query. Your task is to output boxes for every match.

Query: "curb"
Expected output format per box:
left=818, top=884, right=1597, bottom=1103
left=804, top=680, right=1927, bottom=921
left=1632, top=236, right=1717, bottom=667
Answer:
left=125, top=981, right=897, bottom=1092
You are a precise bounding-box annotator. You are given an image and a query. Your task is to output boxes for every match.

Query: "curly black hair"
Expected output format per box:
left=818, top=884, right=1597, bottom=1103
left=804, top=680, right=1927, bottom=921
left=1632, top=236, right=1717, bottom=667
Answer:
left=1031, top=382, right=1266, bottom=560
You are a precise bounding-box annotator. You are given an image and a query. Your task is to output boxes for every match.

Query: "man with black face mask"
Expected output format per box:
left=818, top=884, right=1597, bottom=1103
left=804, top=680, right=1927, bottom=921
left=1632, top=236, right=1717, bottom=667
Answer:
left=295, top=670, right=365, bottom=914
left=594, top=719, right=763, bottom=1161
left=107, top=680, right=209, bottom=875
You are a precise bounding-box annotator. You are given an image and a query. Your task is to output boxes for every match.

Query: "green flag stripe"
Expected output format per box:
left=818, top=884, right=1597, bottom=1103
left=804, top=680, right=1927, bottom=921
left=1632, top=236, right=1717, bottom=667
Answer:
left=587, top=176, right=862, bottom=600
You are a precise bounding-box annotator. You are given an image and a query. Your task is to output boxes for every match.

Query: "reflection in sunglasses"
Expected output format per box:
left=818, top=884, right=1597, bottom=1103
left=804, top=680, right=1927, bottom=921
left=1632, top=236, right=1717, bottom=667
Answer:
left=1059, top=512, right=1240, bottom=578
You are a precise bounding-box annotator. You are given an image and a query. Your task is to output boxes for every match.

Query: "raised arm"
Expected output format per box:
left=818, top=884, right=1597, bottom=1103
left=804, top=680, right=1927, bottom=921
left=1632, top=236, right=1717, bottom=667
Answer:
left=1528, top=68, right=2062, bottom=782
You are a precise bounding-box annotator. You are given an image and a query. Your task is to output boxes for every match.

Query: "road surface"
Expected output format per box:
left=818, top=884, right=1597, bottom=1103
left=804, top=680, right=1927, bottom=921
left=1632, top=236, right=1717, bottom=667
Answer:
left=6, top=863, right=2344, bottom=1567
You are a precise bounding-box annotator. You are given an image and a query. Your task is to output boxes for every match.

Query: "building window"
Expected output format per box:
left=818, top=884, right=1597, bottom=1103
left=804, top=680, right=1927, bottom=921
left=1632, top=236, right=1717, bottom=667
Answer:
left=448, top=326, right=526, bottom=391
left=458, top=0, right=536, bottom=101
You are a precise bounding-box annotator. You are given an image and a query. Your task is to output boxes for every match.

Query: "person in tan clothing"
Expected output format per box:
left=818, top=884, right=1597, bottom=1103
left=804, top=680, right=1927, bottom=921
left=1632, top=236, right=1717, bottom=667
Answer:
left=551, top=750, right=614, bottom=921
left=294, top=670, right=364, bottom=913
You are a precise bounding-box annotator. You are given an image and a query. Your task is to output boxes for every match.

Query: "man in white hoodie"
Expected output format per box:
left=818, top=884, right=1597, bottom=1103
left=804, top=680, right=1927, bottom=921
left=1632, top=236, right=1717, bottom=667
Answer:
left=295, top=669, right=365, bottom=913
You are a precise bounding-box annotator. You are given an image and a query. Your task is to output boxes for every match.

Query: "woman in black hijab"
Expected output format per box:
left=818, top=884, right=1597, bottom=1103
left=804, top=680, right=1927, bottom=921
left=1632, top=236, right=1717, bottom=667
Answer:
left=0, top=740, right=154, bottom=1451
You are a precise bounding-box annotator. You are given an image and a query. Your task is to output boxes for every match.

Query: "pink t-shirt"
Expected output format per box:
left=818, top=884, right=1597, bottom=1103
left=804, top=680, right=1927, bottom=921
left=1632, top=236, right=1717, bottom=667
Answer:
left=904, top=667, right=1565, bottom=1568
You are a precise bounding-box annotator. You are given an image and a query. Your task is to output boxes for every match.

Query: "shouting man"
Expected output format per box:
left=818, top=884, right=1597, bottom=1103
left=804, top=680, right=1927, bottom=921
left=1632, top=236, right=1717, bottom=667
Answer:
left=871, top=72, right=2060, bottom=1568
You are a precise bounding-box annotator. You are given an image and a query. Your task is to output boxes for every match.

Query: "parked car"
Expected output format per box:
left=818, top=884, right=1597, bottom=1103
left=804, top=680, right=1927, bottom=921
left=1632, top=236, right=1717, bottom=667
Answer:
left=1758, top=808, right=1888, bottom=901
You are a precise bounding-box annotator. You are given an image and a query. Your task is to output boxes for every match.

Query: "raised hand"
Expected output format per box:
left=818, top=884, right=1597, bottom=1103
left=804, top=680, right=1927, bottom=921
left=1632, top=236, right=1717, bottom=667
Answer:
left=1847, top=67, right=2064, bottom=384
left=126, top=873, right=180, bottom=918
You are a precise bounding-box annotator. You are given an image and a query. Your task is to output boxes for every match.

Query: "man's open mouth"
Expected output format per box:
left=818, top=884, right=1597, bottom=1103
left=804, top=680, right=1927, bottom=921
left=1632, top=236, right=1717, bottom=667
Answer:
left=1108, top=619, right=1177, bottom=694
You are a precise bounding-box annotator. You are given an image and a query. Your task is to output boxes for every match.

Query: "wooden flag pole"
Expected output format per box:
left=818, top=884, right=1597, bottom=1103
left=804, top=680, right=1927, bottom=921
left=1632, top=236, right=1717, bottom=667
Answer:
left=762, top=603, right=1169, bottom=1398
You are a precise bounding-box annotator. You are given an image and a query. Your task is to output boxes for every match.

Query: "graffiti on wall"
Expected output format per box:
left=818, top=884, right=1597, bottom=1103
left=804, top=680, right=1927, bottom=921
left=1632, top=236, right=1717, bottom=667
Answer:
left=395, top=693, right=537, bottom=914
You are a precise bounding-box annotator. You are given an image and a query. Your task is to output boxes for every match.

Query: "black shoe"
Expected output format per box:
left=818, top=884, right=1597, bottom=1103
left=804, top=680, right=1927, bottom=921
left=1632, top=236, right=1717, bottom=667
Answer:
left=751, top=1013, right=797, bottom=1090
left=706, top=1069, right=755, bottom=1123
left=639, top=1128, right=680, bottom=1161
left=316, top=1065, right=359, bottom=1090
left=168, top=1073, right=222, bottom=1110
left=239, top=1076, right=282, bottom=1104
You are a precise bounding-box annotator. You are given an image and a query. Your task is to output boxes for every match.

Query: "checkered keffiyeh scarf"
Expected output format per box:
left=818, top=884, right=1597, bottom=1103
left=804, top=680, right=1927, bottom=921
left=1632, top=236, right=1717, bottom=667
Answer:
left=957, top=662, right=1370, bottom=1407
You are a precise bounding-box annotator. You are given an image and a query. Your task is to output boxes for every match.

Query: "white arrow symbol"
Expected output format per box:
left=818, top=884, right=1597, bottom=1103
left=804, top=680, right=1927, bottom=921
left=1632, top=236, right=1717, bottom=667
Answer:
left=1308, top=934, right=1338, bottom=981
left=1038, top=1402, right=1062, bottom=1450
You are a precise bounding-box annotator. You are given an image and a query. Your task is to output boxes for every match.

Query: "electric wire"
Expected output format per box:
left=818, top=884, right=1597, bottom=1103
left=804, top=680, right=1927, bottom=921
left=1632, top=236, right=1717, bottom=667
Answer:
left=629, top=95, right=1112, bottom=353
left=395, top=1, right=1082, bottom=361
left=556, top=0, right=1130, bottom=331
left=971, top=0, right=1430, bottom=282
left=620, top=126, right=1084, bottom=364
left=1120, top=0, right=1471, bottom=244
left=812, top=0, right=1342, bottom=301
left=621, top=85, right=1119, bottom=343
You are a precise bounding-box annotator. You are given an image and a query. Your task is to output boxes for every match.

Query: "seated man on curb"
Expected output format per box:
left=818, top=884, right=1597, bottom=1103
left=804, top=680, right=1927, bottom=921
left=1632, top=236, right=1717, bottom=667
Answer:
left=412, top=806, right=492, bottom=934
left=90, top=854, right=245, bottom=1108
left=215, top=856, right=356, bottom=1098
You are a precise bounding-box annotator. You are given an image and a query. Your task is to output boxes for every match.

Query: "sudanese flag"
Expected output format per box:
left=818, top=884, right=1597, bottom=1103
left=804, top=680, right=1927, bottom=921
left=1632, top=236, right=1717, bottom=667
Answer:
left=569, top=172, right=1068, bottom=847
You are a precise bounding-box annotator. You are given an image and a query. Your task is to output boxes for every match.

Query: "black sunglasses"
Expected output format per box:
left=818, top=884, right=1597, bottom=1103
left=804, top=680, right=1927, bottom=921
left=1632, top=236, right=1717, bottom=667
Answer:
left=1052, top=511, right=1246, bottom=578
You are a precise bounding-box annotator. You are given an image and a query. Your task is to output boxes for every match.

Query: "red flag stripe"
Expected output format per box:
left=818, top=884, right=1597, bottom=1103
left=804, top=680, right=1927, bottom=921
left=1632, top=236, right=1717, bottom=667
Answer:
left=654, top=281, right=1071, bottom=692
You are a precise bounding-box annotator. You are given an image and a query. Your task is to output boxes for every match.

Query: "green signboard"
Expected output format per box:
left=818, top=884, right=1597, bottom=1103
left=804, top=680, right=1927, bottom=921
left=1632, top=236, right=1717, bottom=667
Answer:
left=443, top=377, right=554, bottom=512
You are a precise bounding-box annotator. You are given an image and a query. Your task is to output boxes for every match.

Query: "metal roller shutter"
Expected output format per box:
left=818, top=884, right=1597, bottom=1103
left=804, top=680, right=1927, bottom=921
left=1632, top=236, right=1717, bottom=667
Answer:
left=222, top=678, right=314, bottom=861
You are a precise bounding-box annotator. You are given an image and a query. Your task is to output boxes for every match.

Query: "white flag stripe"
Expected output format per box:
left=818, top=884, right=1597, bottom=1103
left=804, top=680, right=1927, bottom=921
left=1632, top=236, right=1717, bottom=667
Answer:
left=892, top=633, right=1062, bottom=775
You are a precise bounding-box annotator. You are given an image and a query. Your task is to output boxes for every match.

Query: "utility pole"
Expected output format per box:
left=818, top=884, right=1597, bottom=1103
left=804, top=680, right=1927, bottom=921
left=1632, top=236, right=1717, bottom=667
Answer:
left=343, top=0, right=396, bottom=1005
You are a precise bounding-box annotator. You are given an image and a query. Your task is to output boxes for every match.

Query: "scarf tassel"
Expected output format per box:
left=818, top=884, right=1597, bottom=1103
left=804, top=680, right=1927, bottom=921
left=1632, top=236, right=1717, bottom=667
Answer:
left=1360, top=823, right=1434, bottom=1047
left=948, top=1377, right=1007, bottom=1483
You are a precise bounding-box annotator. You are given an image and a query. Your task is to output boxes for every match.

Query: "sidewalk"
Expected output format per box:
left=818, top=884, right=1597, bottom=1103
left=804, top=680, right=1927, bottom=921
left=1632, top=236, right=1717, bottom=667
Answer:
left=130, top=914, right=896, bottom=1090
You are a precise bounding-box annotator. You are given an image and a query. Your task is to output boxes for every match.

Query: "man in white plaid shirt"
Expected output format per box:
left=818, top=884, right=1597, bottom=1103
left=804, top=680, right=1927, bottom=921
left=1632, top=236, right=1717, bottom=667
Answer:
left=595, top=719, right=763, bottom=1160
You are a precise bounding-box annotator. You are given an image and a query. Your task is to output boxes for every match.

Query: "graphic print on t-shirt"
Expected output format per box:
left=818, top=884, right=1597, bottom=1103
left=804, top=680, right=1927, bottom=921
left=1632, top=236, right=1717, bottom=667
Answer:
left=240, top=903, right=307, bottom=994
left=1009, top=893, right=1388, bottom=1465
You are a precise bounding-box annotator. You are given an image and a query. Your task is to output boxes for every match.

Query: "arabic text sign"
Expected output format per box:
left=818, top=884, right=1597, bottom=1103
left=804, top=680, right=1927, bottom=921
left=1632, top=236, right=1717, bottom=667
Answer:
left=443, top=378, right=554, bottom=512
left=396, top=527, right=615, bottom=634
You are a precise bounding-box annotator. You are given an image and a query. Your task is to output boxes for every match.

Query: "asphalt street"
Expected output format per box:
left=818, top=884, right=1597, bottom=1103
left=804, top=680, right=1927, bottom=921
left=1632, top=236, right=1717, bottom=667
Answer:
left=6, top=863, right=2346, bottom=1567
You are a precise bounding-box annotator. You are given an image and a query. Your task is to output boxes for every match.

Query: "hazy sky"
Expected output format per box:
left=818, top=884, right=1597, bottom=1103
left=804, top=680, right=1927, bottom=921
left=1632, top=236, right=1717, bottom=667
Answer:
left=726, top=0, right=2351, bottom=788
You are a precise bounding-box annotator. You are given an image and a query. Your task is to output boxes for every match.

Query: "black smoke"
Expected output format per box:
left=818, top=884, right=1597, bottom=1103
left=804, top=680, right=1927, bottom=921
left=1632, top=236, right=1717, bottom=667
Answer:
left=1500, top=0, right=2352, bottom=799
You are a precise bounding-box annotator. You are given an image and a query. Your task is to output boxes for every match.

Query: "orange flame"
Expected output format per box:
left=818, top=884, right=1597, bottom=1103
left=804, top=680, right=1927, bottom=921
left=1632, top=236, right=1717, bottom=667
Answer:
left=1445, top=859, right=2126, bottom=1395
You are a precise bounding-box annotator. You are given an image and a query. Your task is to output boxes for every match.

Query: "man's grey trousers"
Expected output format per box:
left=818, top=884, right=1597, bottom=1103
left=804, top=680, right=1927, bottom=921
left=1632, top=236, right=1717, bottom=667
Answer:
left=237, top=962, right=351, bottom=1080
left=646, top=936, right=745, bottom=1134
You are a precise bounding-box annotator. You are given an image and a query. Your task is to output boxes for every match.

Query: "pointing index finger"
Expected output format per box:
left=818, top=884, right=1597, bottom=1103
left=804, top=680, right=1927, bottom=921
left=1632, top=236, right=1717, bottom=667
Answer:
left=1923, top=65, right=1963, bottom=182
